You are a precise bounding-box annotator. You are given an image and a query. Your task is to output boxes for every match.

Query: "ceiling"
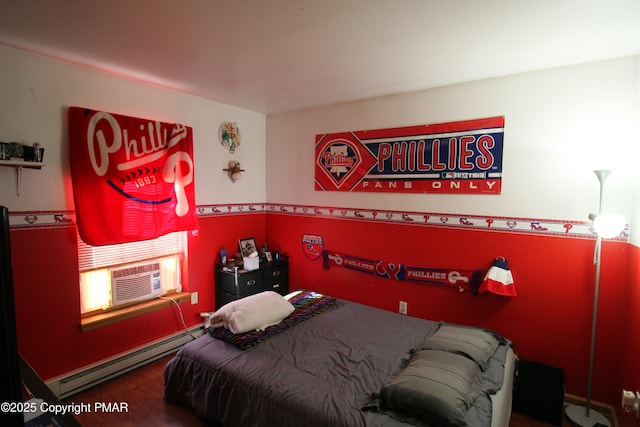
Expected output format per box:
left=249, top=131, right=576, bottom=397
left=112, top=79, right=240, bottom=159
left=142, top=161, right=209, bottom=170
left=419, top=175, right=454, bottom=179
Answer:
left=1, top=1, right=639, bottom=114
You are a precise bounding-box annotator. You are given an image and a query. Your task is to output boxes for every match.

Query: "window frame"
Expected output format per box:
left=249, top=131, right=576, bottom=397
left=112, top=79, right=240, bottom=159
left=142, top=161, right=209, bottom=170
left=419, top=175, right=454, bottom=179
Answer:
left=76, top=231, right=190, bottom=330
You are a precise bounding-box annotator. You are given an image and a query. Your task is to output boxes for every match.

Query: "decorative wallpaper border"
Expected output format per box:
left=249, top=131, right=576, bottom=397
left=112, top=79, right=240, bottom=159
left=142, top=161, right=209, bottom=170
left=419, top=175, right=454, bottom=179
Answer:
left=8, top=210, right=76, bottom=230
left=197, top=203, right=627, bottom=241
left=7, top=203, right=628, bottom=242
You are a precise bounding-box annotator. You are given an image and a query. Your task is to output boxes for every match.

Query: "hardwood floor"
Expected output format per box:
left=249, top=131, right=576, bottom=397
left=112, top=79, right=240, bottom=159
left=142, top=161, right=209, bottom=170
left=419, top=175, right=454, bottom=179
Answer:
left=64, top=354, right=213, bottom=427
left=64, top=353, right=569, bottom=427
left=510, top=412, right=571, bottom=427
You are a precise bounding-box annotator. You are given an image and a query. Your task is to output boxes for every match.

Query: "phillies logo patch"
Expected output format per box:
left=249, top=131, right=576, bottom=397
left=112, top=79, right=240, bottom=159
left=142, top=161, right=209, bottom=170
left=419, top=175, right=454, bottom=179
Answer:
left=321, top=140, right=356, bottom=185
left=302, top=234, right=324, bottom=261
left=315, top=132, right=377, bottom=191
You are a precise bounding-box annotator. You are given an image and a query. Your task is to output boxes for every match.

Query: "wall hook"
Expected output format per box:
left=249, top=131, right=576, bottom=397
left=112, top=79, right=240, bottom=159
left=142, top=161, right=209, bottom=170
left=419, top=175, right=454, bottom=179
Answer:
left=223, top=160, right=245, bottom=183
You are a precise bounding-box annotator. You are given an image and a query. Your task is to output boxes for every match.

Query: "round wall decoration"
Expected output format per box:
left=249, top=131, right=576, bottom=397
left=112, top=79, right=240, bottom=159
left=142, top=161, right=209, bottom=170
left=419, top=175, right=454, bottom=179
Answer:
left=218, top=122, right=241, bottom=153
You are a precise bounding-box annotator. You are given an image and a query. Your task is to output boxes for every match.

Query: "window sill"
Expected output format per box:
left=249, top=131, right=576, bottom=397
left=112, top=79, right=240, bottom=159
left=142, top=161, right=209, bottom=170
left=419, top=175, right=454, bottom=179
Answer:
left=80, top=292, right=192, bottom=332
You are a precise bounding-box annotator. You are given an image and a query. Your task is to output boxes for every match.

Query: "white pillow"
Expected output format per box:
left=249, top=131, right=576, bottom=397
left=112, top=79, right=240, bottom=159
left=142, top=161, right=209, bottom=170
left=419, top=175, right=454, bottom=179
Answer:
left=209, top=291, right=295, bottom=334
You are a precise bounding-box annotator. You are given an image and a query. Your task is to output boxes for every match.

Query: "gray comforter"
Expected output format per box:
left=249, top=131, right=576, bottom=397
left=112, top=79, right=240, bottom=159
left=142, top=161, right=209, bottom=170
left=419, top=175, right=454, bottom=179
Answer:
left=164, top=298, right=508, bottom=427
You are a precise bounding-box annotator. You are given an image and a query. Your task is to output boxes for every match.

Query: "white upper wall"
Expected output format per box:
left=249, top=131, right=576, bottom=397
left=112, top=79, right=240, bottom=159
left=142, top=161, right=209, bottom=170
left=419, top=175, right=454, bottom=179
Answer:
left=0, top=46, right=266, bottom=211
left=2, top=46, right=639, bottom=245
left=266, top=56, right=640, bottom=243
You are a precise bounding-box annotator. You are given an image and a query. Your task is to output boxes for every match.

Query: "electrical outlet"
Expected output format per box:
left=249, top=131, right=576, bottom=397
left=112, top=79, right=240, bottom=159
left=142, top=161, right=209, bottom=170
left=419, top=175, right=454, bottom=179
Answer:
left=191, top=291, right=198, bottom=305
left=399, top=301, right=407, bottom=314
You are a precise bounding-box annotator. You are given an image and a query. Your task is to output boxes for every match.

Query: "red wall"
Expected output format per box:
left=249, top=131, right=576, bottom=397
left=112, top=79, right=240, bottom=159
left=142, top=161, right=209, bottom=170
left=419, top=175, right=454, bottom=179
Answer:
left=10, top=208, right=636, bottom=415
left=619, top=244, right=640, bottom=427
left=266, top=213, right=629, bottom=407
left=11, top=213, right=265, bottom=380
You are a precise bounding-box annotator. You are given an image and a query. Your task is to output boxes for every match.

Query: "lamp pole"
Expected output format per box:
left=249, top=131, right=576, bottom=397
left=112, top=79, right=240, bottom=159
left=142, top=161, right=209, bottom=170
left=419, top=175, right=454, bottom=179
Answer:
left=565, top=170, right=611, bottom=427
left=587, top=170, right=609, bottom=415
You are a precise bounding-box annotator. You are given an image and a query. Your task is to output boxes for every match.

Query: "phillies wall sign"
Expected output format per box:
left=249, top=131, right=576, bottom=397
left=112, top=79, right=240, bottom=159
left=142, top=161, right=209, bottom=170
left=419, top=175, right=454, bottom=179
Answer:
left=302, top=234, right=324, bottom=261
left=68, top=107, right=198, bottom=246
left=315, top=116, right=504, bottom=194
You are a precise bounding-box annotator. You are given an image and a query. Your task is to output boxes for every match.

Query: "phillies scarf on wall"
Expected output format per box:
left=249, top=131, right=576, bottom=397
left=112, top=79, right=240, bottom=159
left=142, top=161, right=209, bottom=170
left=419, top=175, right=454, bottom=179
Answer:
left=68, top=107, right=198, bottom=246
left=322, top=249, right=482, bottom=292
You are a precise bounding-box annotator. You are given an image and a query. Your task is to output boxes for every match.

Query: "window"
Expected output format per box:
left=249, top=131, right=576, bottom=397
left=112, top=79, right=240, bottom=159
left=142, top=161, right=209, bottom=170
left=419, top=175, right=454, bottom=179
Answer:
left=77, top=231, right=184, bottom=315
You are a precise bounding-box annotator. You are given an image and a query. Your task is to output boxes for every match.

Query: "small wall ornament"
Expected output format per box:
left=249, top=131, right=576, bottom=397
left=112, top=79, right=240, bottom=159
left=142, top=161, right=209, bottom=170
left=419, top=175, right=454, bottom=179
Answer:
left=218, top=122, right=241, bottom=153
left=223, top=160, right=245, bottom=183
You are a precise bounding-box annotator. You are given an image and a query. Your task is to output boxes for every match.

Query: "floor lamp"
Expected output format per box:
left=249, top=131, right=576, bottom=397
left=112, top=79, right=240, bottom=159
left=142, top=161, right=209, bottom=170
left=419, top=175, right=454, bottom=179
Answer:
left=565, top=170, right=626, bottom=427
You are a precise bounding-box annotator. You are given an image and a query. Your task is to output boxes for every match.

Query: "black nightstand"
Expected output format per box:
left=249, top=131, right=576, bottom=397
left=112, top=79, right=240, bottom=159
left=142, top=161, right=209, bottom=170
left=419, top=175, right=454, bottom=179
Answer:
left=513, top=359, right=565, bottom=426
left=215, top=259, right=289, bottom=309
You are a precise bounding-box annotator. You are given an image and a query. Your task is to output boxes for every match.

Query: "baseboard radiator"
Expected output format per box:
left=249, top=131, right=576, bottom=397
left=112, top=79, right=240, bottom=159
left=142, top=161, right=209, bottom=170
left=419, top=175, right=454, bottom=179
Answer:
left=47, top=325, right=205, bottom=400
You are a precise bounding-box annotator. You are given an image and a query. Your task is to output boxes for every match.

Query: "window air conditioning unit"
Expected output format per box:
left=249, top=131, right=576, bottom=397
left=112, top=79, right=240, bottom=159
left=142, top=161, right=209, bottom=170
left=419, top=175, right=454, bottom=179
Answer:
left=111, top=262, right=162, bottom=306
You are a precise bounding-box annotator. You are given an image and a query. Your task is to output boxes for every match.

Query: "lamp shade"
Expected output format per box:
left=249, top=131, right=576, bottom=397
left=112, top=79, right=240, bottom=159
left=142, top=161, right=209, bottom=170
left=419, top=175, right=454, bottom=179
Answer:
left=593, top=212, right=626, bottom=238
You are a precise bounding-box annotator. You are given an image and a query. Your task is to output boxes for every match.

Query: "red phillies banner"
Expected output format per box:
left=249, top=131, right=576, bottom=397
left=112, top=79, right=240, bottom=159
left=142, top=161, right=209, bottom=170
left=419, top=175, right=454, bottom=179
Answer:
left=315, top=116, right=504, bottom=194
left=68, top=107, right=198, bottom=246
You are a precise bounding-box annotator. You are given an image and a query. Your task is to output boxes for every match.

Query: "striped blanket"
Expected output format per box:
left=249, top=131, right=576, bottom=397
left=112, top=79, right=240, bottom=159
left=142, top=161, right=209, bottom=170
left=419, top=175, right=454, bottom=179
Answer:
left=208, top=290, right=336, bottom=350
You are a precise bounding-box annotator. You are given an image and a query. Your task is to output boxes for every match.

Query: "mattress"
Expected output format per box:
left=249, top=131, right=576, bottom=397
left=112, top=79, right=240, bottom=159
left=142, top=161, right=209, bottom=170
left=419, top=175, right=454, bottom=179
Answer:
left=164, top=294, right=515, bottom=427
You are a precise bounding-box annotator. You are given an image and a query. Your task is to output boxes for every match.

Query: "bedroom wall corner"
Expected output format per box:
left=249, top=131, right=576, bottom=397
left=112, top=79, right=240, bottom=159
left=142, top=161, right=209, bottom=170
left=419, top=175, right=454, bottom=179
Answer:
left=187, top=211, right=268, bottom=310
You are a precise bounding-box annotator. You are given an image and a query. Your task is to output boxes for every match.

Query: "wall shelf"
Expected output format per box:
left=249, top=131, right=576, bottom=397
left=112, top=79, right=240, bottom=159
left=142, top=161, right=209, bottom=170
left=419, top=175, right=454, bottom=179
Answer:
left=0, top=159, right=46, bottom=195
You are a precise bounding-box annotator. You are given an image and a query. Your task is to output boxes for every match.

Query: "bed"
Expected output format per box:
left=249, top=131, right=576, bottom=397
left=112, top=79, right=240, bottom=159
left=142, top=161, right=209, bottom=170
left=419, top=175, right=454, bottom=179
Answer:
left=164, top=290, right=516, bottom=427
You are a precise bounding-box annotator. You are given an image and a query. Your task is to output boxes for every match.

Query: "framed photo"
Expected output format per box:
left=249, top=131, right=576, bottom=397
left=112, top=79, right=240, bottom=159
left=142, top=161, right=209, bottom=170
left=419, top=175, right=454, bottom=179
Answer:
left=265, top=251, right=273, bottom=262
left=238, top=237, right=258, bottom=258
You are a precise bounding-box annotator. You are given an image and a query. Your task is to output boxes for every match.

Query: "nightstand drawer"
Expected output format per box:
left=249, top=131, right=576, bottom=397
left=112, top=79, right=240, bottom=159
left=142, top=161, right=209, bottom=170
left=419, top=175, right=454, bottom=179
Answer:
left=264, top=281, right=286, bottom=293
left=236, top=270, right=263, bottom=296
left=217, top=290, right=238, bottom=308
left=216, top=271, right=236, bottom=295
left=217, top=269, right=262, bottom=296
left=263, top=266, right=287, bottom=284
left=263, top=265, right=288, bottom=295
